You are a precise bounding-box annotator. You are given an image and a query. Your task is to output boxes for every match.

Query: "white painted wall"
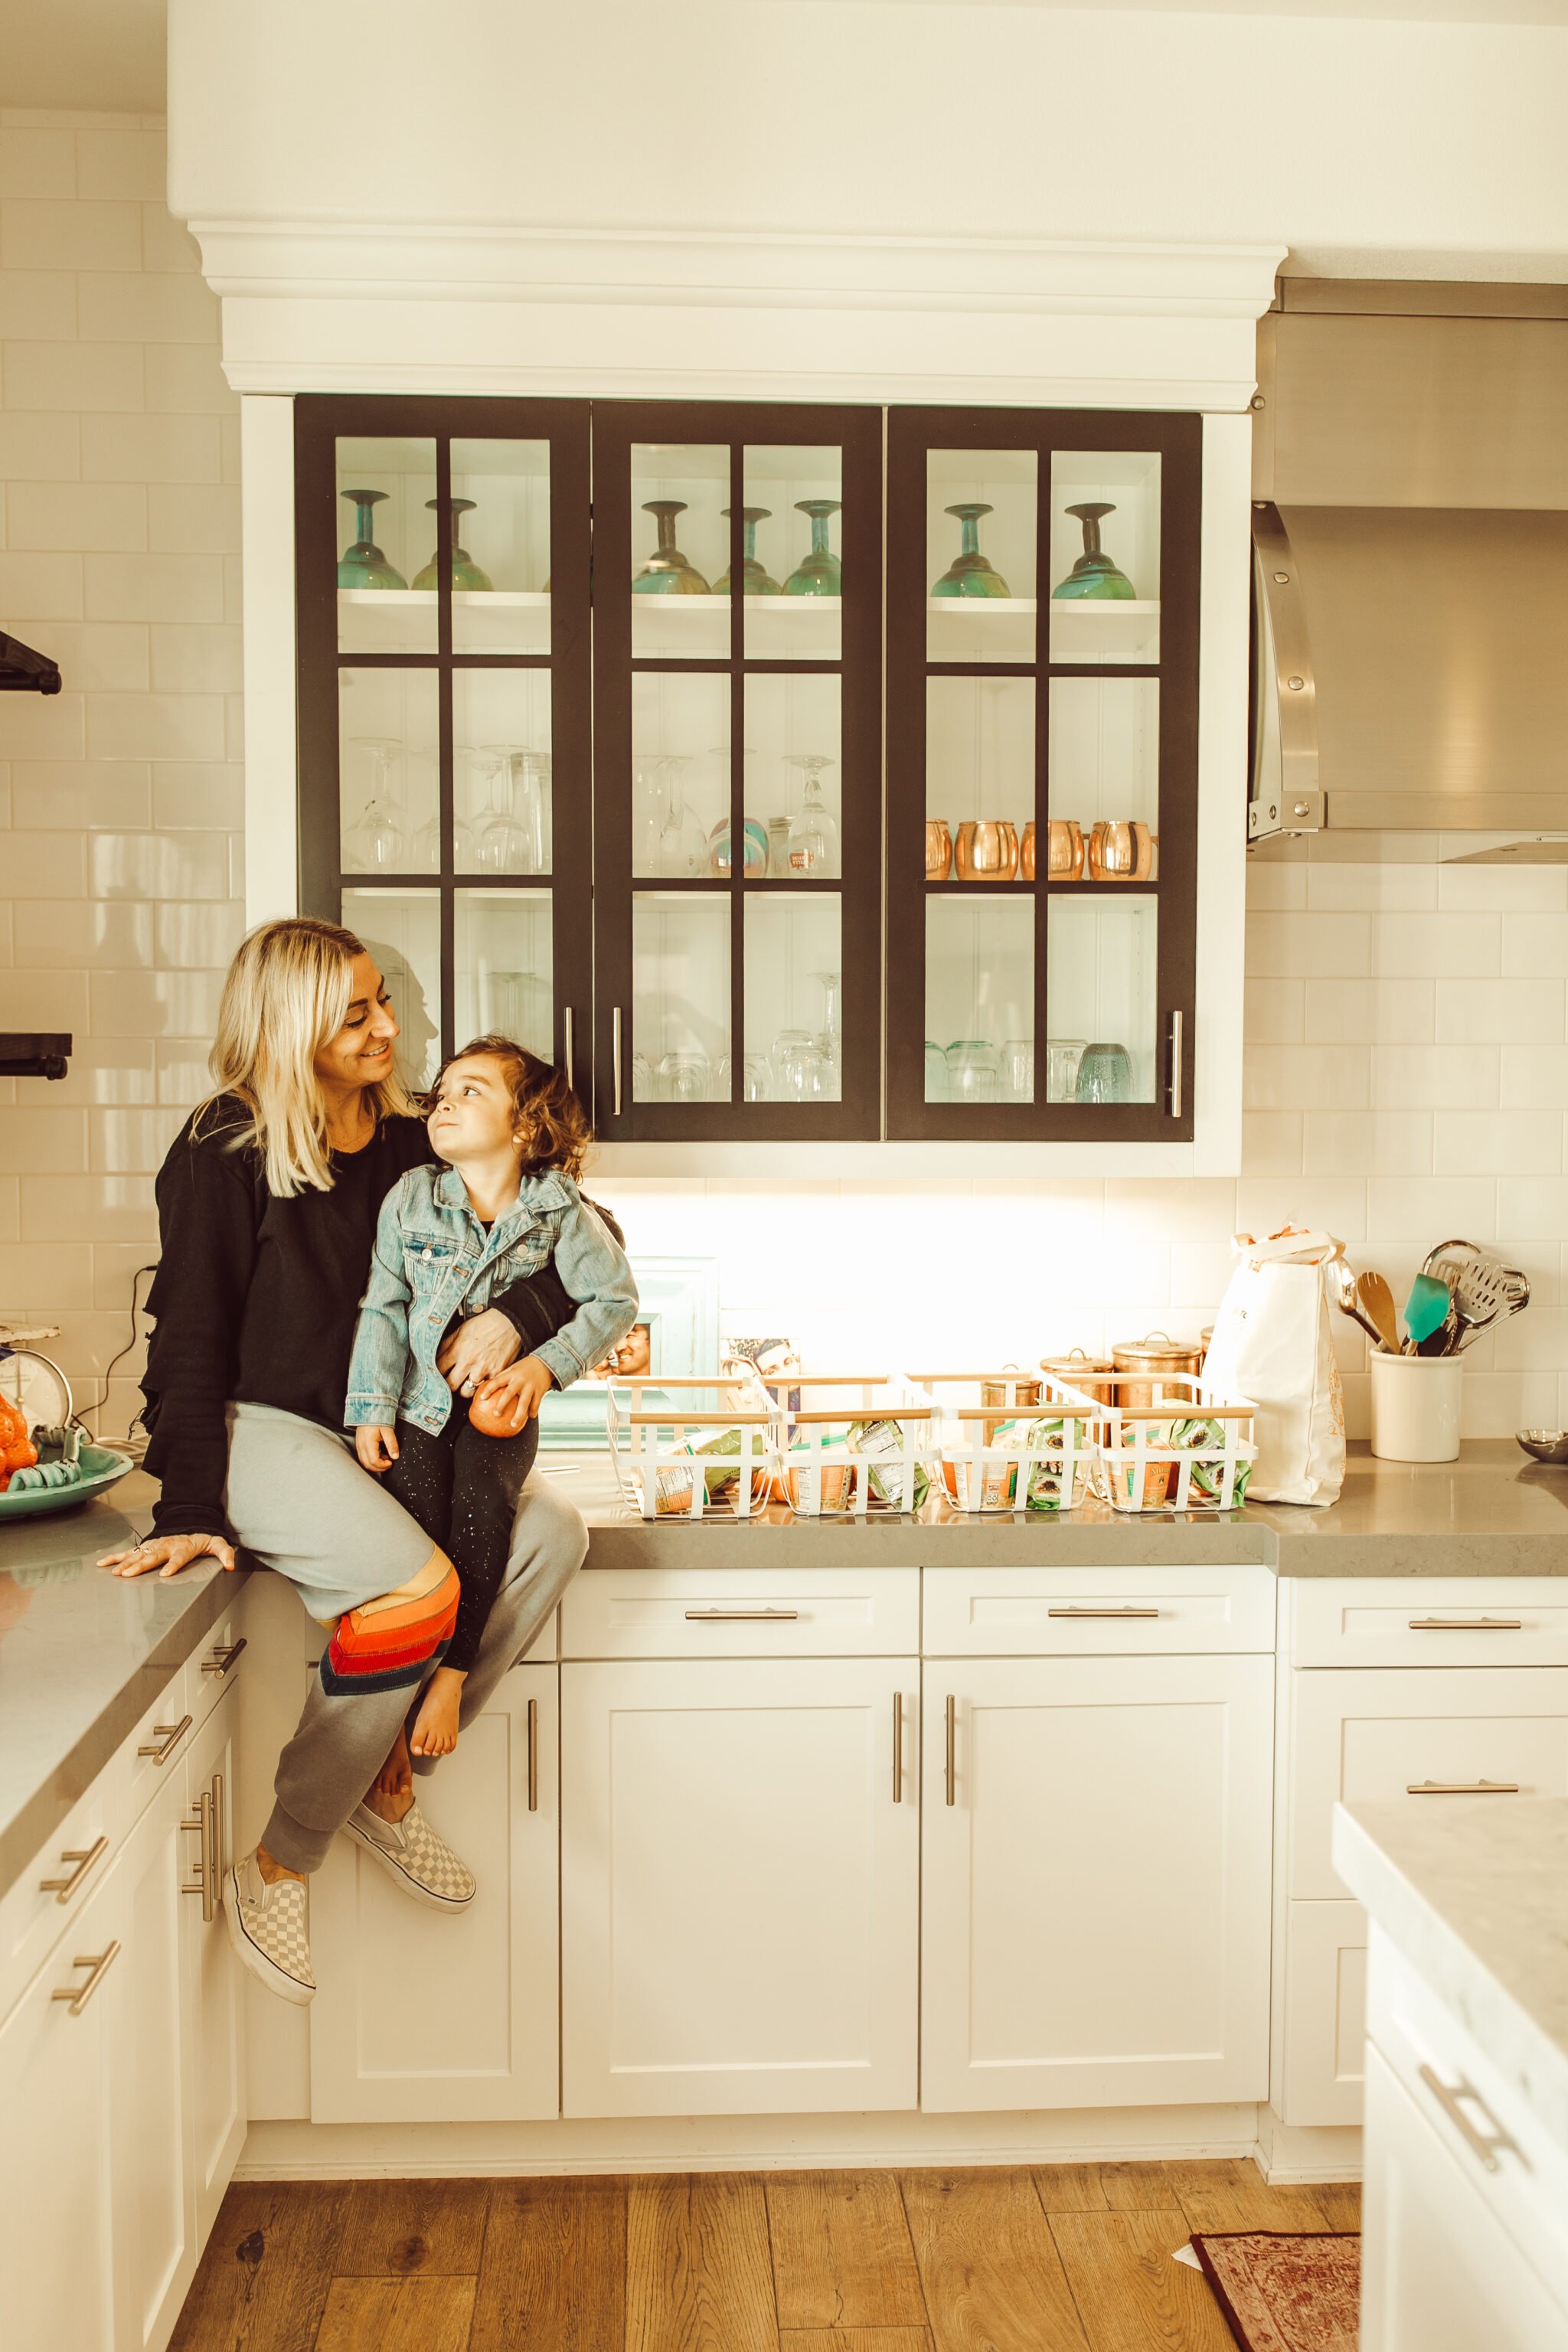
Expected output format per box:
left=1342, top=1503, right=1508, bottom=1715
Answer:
left=168, top=0, right=1568, bottom=277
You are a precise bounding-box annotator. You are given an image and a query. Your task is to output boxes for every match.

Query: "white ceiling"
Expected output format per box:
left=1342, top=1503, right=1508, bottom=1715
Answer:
left=0, top=0, right=164, bottom=115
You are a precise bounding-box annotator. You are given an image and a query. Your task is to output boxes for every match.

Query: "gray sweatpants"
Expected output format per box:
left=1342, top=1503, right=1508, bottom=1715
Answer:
left=224, top=1403, right=586, bottom=1872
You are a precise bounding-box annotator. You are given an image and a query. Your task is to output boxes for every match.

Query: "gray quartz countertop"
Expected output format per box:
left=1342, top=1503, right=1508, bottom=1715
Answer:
left=3, top=1441, right=1566, bottom=1906
left=1334, top=1797, right=1568, bottom=2164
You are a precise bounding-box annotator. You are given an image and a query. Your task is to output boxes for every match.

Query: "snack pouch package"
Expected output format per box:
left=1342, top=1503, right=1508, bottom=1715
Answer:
left=847, top=1416, right=930, bottom=1511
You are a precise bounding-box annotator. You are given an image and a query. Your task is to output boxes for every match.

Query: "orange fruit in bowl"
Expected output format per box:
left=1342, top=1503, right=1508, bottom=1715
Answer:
left=468, top=1382, right=524, bottom=1439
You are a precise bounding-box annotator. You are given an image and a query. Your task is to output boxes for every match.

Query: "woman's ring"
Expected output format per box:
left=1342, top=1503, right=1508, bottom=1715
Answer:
left=462, top=1378, right=476, bottom=1395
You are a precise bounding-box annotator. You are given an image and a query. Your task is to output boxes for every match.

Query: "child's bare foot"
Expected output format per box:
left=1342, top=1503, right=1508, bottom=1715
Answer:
left=409, top=1666, right=466, bottom=1759
left=369, top=1723, right=411, bottom=1813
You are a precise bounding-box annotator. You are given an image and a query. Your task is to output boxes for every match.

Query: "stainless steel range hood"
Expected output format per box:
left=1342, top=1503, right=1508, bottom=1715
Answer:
left=1250, top=288, right=1568, bottom=859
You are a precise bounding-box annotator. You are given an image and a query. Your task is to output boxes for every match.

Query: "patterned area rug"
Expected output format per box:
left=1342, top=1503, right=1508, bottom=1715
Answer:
left=1191, top=2230, right=1361, bottom=2351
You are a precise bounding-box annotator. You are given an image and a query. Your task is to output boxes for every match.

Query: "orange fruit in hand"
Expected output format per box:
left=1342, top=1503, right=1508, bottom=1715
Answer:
left=468, top=1382, right=522, bottom=1439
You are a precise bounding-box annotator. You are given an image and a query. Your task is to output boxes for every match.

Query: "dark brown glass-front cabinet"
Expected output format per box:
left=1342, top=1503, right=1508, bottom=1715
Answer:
left=295, top=397, right=1198, bottom=1143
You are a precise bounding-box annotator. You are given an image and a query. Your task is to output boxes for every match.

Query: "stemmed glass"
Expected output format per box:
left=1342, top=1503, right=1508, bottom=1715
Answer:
left=633, top=756, right=677, bottom=875
left=413, top=497, right=493, bottom=593
left=785, top=755, right=841, bottom=877
left=1054, top=502, right=1136, bottom=601
left=345, top=740, right=408, bottom=871
left=714, top=507, right=781, bottom=596
left=479, top=743, right=547, bottom=874
left=813, top=969, right=843, bottom=1083
left=652, top=756, right=707, bottom=877
left=465, top=748, right=525, bottom=876
left=931, top=502, right=1011, bottom=598
left=783, top=500, right=841, bottom=596
left=338, top=491, right=407, bottom=592
left=633, top=501, right=711, bottom=595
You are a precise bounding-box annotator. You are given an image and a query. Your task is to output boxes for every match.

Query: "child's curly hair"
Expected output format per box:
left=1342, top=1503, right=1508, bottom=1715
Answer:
left=432, top=1034, right=592, bottom=1180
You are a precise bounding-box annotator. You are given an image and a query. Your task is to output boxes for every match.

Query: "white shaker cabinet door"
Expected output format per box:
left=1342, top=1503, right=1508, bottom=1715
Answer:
left=0, top=1851, right=120, bottom=2352
left=921, top=1653, right=1273, bottom=2112
left=309, top=1663, right=559, bottom=2122
left=180, top=1690, right=247, bottom=2242
left=561, top=1658, right=919, bottom=2117
left=109, top=1762, right=198, bottom=2352
left=1361, top=2044, right=1568, bottom=2352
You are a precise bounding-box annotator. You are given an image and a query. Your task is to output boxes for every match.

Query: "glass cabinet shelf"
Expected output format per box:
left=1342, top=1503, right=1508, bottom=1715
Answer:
left=927, top=599, right=1161, bottom=665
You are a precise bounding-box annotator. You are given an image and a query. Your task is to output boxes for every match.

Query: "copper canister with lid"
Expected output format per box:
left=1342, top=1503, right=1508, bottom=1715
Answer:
left=1110, top=1331, right=1202, bottom=1413
left=979, top=1370, right=1042, bottom=1442
left=1038, top=1349, right=1116, bottom=1408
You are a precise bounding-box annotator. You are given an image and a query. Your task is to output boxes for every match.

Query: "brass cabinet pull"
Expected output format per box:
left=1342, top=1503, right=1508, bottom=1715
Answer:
left=1047, top=1606, right=1161, bottom=1620
left=892, top=1691, right=903, bottom=1803
left=51, top=1942, right=121, bottom=2016
left=181, top=1788, right=217, bottom=1922
left=1408, top=1618, right=1523, bottom=1632
left=527, top=1697, right=540, bottom=1814
left=1417, top=2063, right=1525, bottom=2176
left=1168, top=1009, right=1184, bottom=1119
left=201, top=1638, right=248, bottom=1677
left=564, top=1005, right=576, bottom=1095
left=1407, top=1779, right=1520, bottom=1795
left=138, top=1714, right=193, bottom=1765
left=944, top=1694, right=956, bottom=1808
left=40, top=1834, right=109, bottom=1905
left=683, top=1607, right=799, bottom=1622
left=612, top=1006, right=623, bottom=1117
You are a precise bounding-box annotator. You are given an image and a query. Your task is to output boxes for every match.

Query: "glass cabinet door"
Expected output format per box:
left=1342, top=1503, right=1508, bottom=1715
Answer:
left=296, top=399, right=590, bottom=1100
left=592, top=403, right=883, bottom=1140
left=886, top=407, right=1200, bottom=1139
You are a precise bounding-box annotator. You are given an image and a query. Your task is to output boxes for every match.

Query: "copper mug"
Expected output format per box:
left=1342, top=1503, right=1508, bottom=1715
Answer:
left=955, top=820, right=1019, bottom=880
left=1089, top=820, right=1158, bottom=881
left=925, top=819, right=953, bottom=880
left=1048, top=819, right=1086, bottom=879
left=1020, top=822, right=1035, bottom=880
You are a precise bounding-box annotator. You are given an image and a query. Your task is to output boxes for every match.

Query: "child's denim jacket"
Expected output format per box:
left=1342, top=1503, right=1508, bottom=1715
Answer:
left=345, top=1164, right=639, bottom=1434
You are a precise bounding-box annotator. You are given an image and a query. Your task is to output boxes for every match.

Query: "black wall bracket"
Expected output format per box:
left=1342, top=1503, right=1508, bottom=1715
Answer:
left=0, top=1033, right=72, bottom=1079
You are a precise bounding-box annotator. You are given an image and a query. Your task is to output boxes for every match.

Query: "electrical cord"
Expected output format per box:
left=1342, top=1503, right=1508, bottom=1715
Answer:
left=74, top=1261, right=159, bottom=1449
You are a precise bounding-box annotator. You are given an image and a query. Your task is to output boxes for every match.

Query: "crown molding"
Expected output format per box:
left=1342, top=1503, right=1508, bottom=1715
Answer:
left=191, top=219, right=1284, bottom=411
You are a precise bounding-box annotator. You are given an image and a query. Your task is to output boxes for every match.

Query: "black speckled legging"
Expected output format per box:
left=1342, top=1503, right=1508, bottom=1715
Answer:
left=381, top=1411, right=540, bottom=1674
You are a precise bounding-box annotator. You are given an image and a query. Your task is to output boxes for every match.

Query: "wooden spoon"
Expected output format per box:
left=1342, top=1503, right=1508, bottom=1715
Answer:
left=1357, top=1271, right=1401, bottom=1354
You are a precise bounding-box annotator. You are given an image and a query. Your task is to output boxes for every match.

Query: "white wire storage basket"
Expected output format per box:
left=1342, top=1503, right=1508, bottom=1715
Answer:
left=1088, top=1372, right=1259, bottom=1513
left=910, top=1370, right=1101, bottom=1514
left=605, top=1373, right=779, bottom=1521
left=747, top=1373, right=935, bottom=1517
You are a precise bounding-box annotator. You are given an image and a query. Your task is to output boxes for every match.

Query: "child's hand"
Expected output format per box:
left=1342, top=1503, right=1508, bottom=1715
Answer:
left=354, top=1424, right=400, bottom=1474
left=472, top=1354, right=554, bottom=1433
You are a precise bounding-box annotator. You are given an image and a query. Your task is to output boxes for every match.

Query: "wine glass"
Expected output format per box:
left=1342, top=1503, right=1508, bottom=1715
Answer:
left=412, top=497, right=493, bottom=593
left=784, top=754, right=841, bottom=877
left=714, top=507, right=781, bottom=596
left=634, top=756, right=677, bottom=874
left=931, top=502, right=1011, bottom=598
left=633, top=501, right=711, bottom=595
left=338, top=489, right=407, bottom=591
left=783, top=499, right=841, bottom=596
left=813, top=969, right=843, bottom=1080
left=345, top=739, right=408, bottom=872
left=658, top=1050, right=712, bottom=1101
left=1053, top=503, right=1136, bottom=601
left=467, top=746, right=528, bottom=876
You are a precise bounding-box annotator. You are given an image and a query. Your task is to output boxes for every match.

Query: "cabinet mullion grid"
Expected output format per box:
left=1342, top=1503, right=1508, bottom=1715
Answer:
left=728, top=456, right=745, bottom=1111
left=886, top=405, right=1199, bottom=1142
left=435, top=438, right=454, bottom=1057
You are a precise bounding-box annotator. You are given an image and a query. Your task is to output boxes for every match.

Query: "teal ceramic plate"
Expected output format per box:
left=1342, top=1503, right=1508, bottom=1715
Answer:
left=0, top=1443, right=134, bottom=1520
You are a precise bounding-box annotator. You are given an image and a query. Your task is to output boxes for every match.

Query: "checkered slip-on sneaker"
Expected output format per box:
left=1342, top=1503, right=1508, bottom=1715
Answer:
left=340, top=1798, right=476, bottom=1912
left=223, top=1849, right=315, bottom=2005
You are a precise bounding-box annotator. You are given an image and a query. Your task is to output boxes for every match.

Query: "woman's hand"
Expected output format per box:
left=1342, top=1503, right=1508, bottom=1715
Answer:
left=354, top=1425, right=400, bottom=1475
left=99, top=1531, right=238, bottom=1579
left=436, top=1306, right=521, bottom=1399
left=472, top=1355, right=555, bottom=1433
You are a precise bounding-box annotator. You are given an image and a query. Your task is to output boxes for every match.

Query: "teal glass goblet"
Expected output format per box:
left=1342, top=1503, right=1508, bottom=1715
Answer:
left=633, top=501, right=711, bottom=595
left=1074, top=1040, right=1132, bottom=1103
left=931, top=502, right=1011, bottom=598
left=413, top=498, right=493, bottom=593
left=783, top=499, right=841, bottom=596
left=1053, top=502, right=1135, bottom=601
left=714, top=507, right=781, bottom=596
left=338, top=489, right=407, bottom=591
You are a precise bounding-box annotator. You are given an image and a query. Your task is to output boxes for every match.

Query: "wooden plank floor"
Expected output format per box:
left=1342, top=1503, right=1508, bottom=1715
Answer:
left=170, top=2160, right=1359, bottom=2352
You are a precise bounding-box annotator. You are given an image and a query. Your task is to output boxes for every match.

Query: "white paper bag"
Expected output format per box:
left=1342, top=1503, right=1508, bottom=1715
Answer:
left=1200, top=1227, right=1345, bottom=1506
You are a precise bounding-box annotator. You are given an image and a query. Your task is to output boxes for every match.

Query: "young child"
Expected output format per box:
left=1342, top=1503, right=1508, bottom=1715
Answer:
left=346, top=1034, right=638, bottom=1759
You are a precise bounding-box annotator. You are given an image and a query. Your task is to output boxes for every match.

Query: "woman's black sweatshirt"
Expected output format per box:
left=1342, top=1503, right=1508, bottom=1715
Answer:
left=140, top=1099, right=592, bottom=1540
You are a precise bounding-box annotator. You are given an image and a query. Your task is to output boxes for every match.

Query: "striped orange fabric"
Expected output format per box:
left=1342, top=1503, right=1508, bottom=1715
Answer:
left=322, top=1564, right=461, bottom=1694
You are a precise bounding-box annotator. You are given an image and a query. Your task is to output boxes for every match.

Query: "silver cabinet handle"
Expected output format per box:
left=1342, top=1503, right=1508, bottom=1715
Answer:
left=201, top=1638, right=247, bottom=1677
left=181, top=1788, right=217, bottom=1922
left=564, top=1006, right=575, bottom=1095
left=1048, top=1606, right=1161, bottom=1620
left=892, top=1691, right=903, bottom=1804
left=1168, top=1010, right=1184, bottom=1119
left=1418, top=2063, right=1526, bottom=2175
left=1408, top=1779, right=1520, bottom=1795
left=1409, top=1617, right=1522, bottom=1632
left=528, top=1697, right=540, bottom=1814
left=40, top=1835, right=109, bottom=1905
left=945, top=1694, right=956, bottom=1808
left=683, top=1608, right=799, bottom=1622
left=612, top=1006, right=623, bottom=1117
left=51, top=1942, right=121, bottom=2015
left=138, top=1714, right=193, bottom=1765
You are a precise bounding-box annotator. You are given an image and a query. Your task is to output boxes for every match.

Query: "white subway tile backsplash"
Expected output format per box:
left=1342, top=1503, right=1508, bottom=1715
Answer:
left=36, top=621, right=149, bottom=693
left=1366, top=1174, right=1498, bottom=1243
left=151, top=762, right=243, bottom=831
left=1235, top=1178, right=1369, bottom=1245
left=0, top=688, right=86, bottom=761
left=1303, top=976, right=1435, bottom=1044
left=1434, top=1109, right=1562, bottom=1178
left=2, top=831, right=87, bottom=896
left=147, top=482, right=240, bottom=554
left=1438, top=862, right=1568, bottom=913
left=1498, top=1177, right=1568, bottom=1240
left=1246, top=911, right=1371, bottom=978
left=1501, top=912, right=1568, bottom=979
left=153, top=899, right=244, bottom=969
left=139, top=202, right=201, bottom=275
left=1368, top=1044, right=1499, bottom=1112
left=0, top=1240, right=95, bottom=1312
left=0, top=270, right=78, bottom=340
left=0, top=547, right=83, bottom=617
left=142, top=341, right=239, bottom=414
left=1243, top=861, right=1306, bottom=911
left=87, top=830, right=230, bottom=900
left=0, top=1108, right=88, bottom=1175
left=149, top=622, right=243, bottom=695
left=0, top=338, right=144, bottom=411
left=73, top=127, right=164, bottom=201
left=76, top=270, right=218, bottom=345
left=1305, top=861, right=1438, bottom=912
left=0, top=969, right=90, bottom=1032
left=1372, top=911, right=1501, bottom=978
left=0, top=126, right=77, bottom=199
left=80, top=410, right=221, bottom=482
left=84, top=550, right=225, bottom=621
left=1242, top=976, right=1304, bottom=1044
left=5, top=479, right=145, bottom=550
left=0, top=1178, right=17, bottom=1243
left=1243, top=1043, right=1367, bottom=1111
left=84, top=690, right=227, bottom=762
left=1240, top=1112, right=1303, bottom=1175
left=1303, top=1112, right=1432, bottom=1177
left=1500, top=1044, right=1568, bottom=1110
left=1436, top=976, right=1566, bottom=1046
left=19, top=1171, right=156, bottom=1243
left=13, top=897, right=152, bottom=969
left=88, top=966, right=224, bottom=1038
left=25, top=1037, right=155, bottom=1106
left=0, top=410, right=81, bottom=479
left=1, top=198, right=141, bottom=272
left=88, top=1106, right=183, bottom=1173
left=11, top=759, right=152, bottom=829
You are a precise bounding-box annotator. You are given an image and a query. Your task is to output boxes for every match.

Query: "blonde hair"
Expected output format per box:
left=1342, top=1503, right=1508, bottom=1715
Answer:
left=200, top=917, right=416, bottom=1197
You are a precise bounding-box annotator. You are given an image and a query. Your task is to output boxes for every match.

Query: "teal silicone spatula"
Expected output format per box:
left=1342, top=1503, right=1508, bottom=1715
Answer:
left=1404, top=1272, right=1452, bottom=1354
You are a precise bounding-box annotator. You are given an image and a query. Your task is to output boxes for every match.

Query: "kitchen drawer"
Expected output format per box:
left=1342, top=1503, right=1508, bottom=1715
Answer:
left=1367, top=1927, right=1568, bottom=2301
left=922, top=1563, right=1276, bottom=1657
left=118, top=1655, right=202, bottom=1830
left=1275, top=1897, right=1367, bottom=2128
left=560, top=1566, right=920, bottom=1658
left=1292, top=1578, right=1568, bottom=1670
left=1290, top=1667, right=1568, bottom=1899
left=186, top=1600, right=248, bottom=1729
left=0, top=1772, right=120, bottom=2028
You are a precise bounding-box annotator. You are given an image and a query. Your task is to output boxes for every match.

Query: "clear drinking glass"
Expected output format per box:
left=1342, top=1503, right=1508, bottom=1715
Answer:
left=924, top=1040, right=951, bottom=1102
left=1074, top=1041, right=1132, bottom=1103
left=1046, top=1038, right=1088, bottom=1102
left=658, top=1050, right=713, bottom=1102
left=946, top=1040, right=1001, bottom=1103
left=1001, top=1037, right=1035, bottom=1102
